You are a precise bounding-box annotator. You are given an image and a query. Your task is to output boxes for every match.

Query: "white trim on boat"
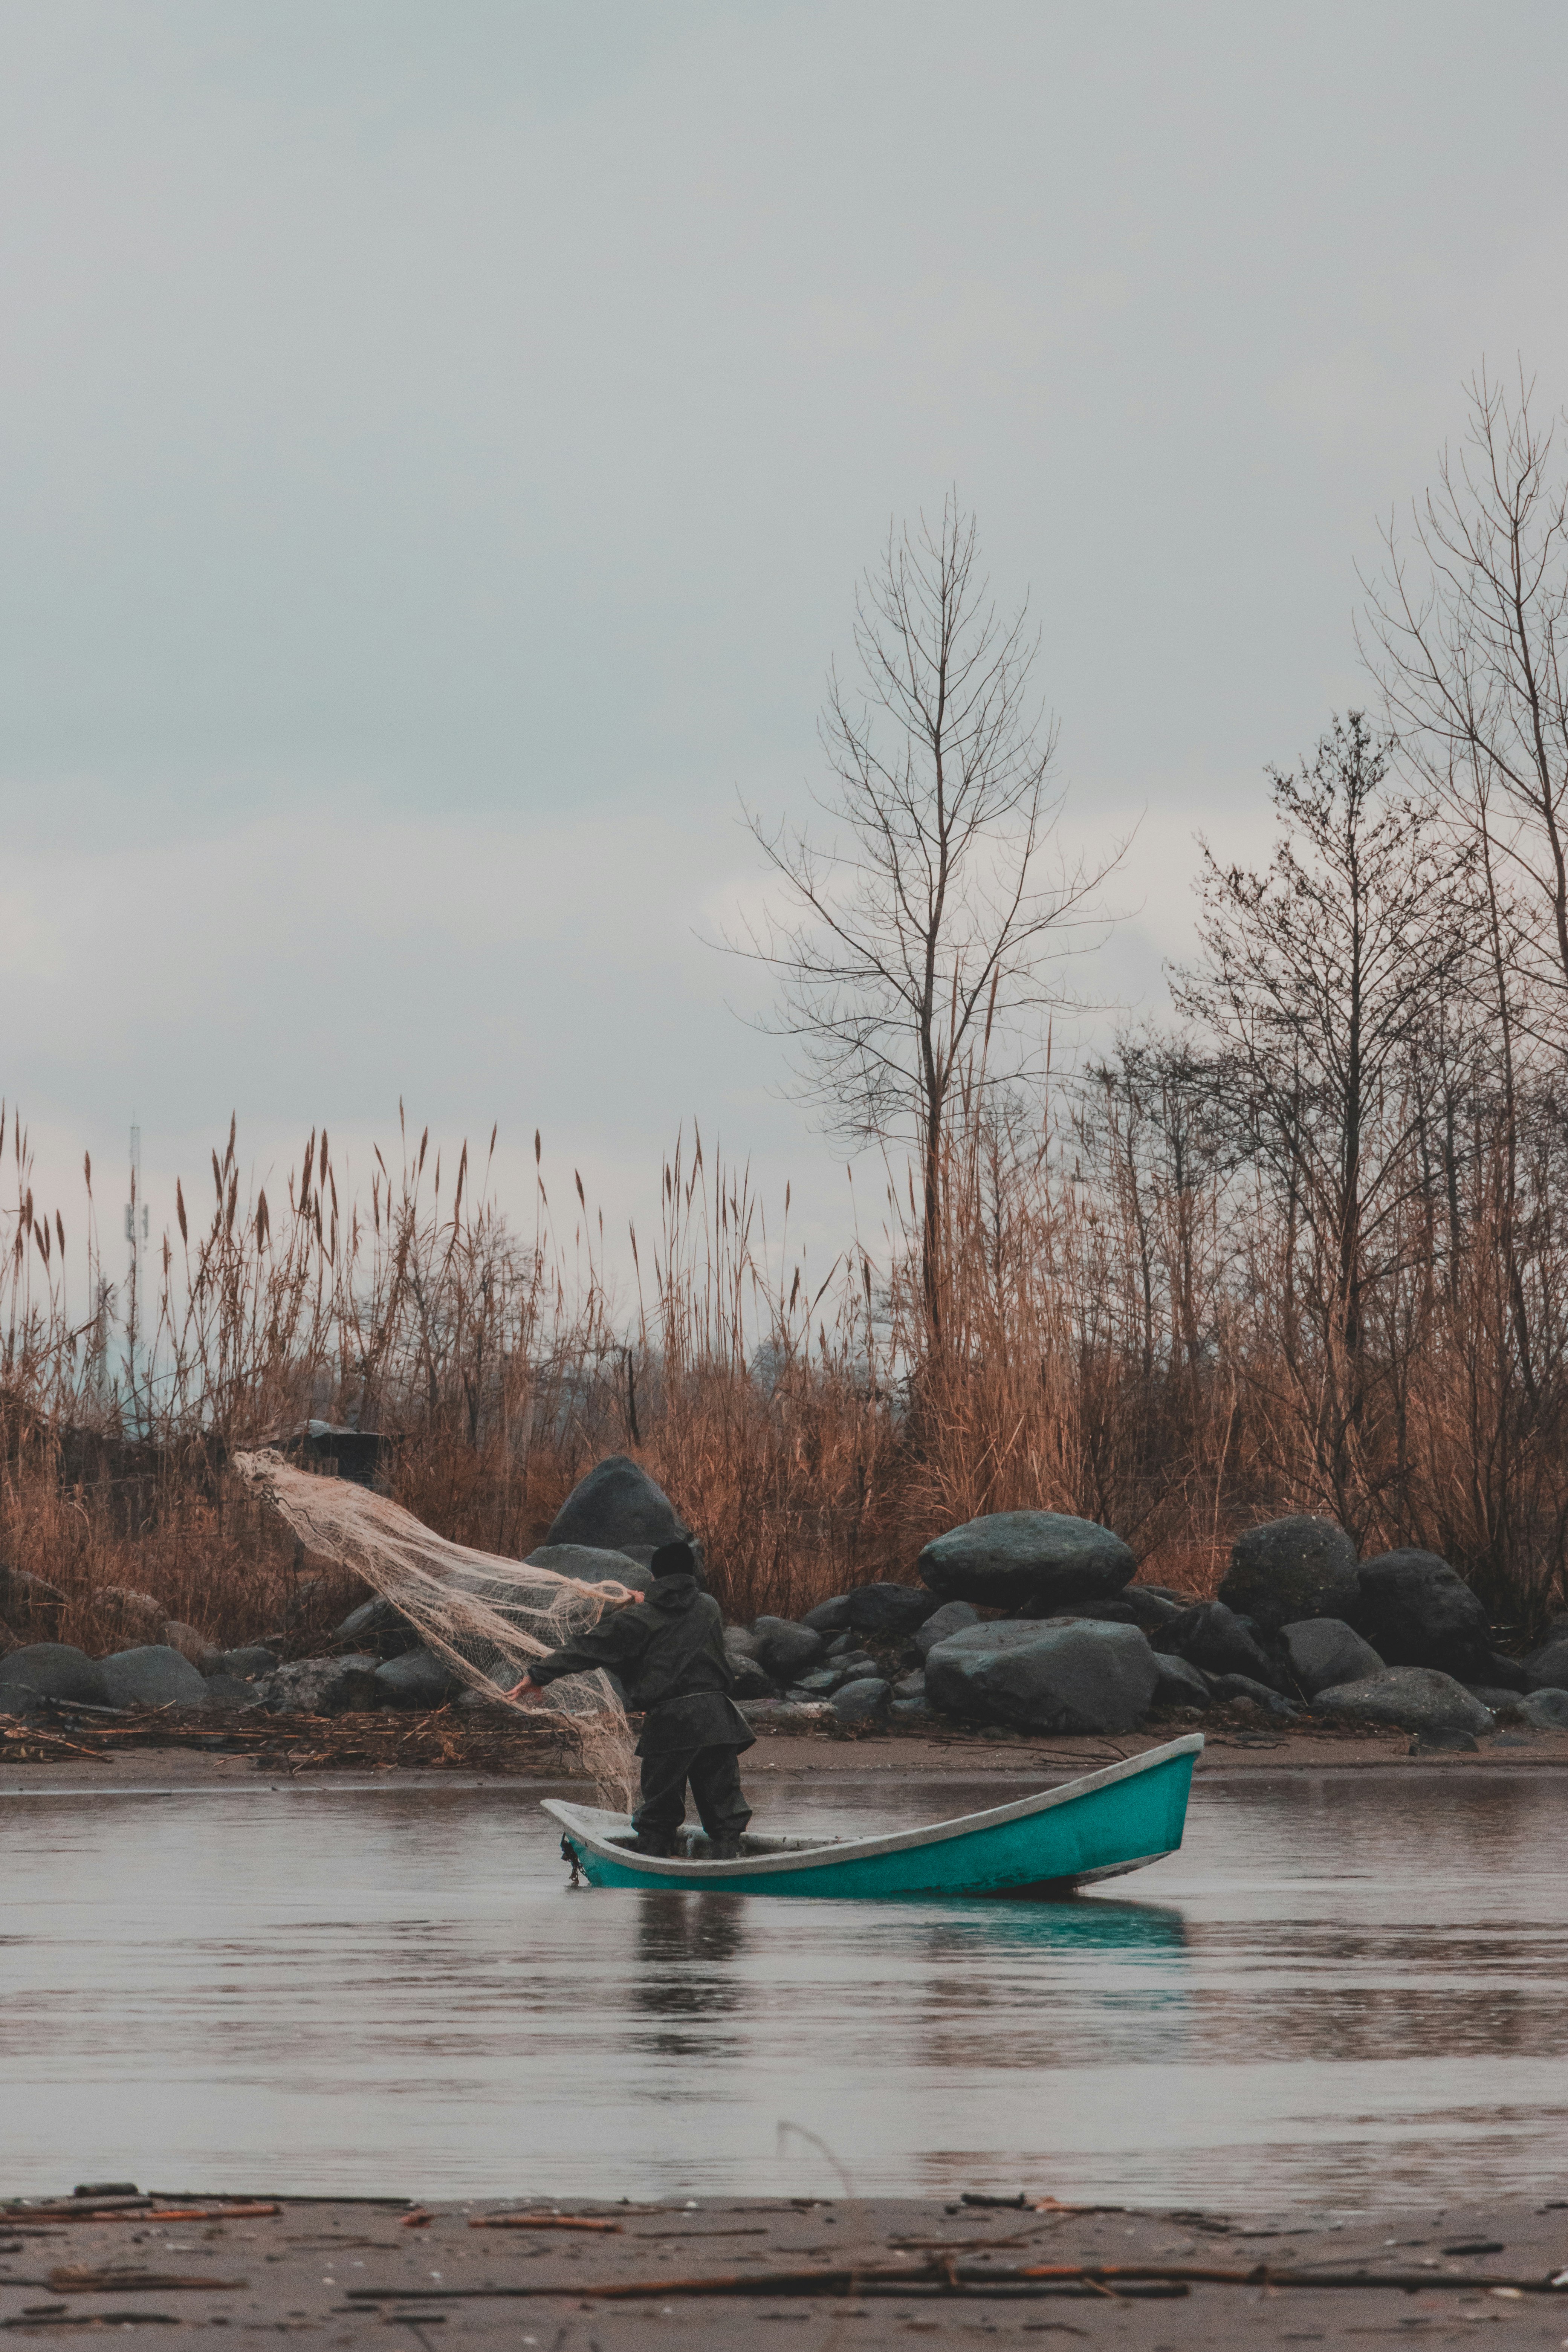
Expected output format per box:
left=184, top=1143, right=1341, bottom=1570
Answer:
left=542, top=1732, right=1203, bottom=1882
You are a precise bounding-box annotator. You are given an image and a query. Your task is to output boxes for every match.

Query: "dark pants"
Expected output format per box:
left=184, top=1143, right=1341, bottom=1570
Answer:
left=633, top=1744, right=752, bottom=1842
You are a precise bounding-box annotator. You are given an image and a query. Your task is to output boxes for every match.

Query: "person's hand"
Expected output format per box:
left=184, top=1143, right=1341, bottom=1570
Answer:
left=514, top=1675, right=546, bottom=1707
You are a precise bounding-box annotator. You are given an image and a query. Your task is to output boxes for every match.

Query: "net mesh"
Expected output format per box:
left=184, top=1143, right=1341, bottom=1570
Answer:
left=232, top=1448, right=639, bottom=1808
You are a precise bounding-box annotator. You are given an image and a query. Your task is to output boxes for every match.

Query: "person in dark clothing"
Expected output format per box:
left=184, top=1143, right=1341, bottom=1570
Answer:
left=518, top=1538, right=753, bottom=1858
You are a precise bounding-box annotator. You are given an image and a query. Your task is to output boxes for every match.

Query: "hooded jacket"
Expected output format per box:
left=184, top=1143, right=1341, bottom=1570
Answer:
left=525, top=1574, right=754, bottom=1755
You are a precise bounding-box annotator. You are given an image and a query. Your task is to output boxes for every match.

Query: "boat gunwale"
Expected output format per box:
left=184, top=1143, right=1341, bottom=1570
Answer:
left=541, top=1732, right=1202, bottom=1882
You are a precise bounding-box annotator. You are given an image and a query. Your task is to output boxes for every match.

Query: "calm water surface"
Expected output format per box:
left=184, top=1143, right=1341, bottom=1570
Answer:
left=2, top=1770, right=1564, bottom=2207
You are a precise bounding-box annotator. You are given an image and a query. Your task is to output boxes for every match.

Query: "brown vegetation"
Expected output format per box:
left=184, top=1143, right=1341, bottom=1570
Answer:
left=0, top=1054, right=1565, bottom=1657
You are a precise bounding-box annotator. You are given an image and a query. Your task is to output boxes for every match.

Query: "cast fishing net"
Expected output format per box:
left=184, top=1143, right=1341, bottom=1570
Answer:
left=233, top=1449, right=639, bottom=1808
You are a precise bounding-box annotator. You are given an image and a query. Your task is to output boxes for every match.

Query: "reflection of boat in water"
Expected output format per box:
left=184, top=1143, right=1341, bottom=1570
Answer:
left=544, top=1735, right=1202, bottom=1900
left=909, top=1887, right=1191, bottom=1960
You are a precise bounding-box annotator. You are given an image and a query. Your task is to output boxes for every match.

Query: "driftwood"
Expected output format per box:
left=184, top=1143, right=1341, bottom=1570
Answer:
left=0, top=2204, right=278, bottom=2226
left=468, top=2215, right=622, bottom=2233
left=345, top=2255, right=1568, bottom=2301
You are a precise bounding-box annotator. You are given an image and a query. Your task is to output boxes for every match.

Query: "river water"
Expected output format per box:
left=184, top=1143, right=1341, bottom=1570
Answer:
left=2, top=1769, right=1564, bottom=2207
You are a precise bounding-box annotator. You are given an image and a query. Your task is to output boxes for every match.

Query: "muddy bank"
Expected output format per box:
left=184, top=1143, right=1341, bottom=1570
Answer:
left=3, top=2191, right=1567, bottom=2346
left=6, top=1715, right=1568, bottom=1794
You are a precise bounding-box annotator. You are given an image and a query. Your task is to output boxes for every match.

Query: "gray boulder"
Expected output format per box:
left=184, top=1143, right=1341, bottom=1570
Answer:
left=204, top=1644, right=280, bottom=1681
left=890, top=1695, right=931, bottom=1724
left=1314, top=1665, right=1495, bottom=1738
left=525, top=1543, right=653, bottom=1595
left=831, top=1677, right=890, bottom=1726
left=750, top=1616, right=824, bottom=1681
left=893, top=1669, right=926, bottom=1700
left=918, top=1511, right=1136, bottom=1613
left=1118, top=1586, right=1184, bottom=1632
left=825, top=1650, right=877, bottom=1683
left=793, top=1668, right=842, bottom=1697
left=925, top=1618, right=1158, bottom=1735
left=1467, top=1686, right=1525, bottom=1718
left=259, top=1654, right=381, bottom=1716
left=1356, top=1550, right=1493, bottom=1678
left=0, top=1642, right=109, bottom=1713
left=1282, top=1617, right=1385, bottom=1698
left=1155, top=1600, right=1283, bottom=1689
left=1519, top=1687, right=1568, bottom=1730
left=335, top=1596, right=420, bottom=1657
left=374, top=1648, right=465, bottom=1710
left=545, top=1455, right=692, bottom=1559
left=1524, top=1637, right=1568, bottom=1693
left=801, top=1595, right=853, bottom=1634
left=99, top=1645, right=210, bottom=1710
left=1207, top=1672, right=1300, bottom=1721
left=914, top=1600, right=981, bottom=1658
left=1151, top=1652, right=1211, bottom=1710
left=1220, top=1517, right=1359, bottom=1637
left=0, top=1565, right=66, bottom=1637
left=843, top=1582, right=936, bottom=1639
left=722, top=1626, right=760, bottom=1659
left=202, top=1673, right=265, bottom=1711
left=726, top=1653, right=776, bottom=1700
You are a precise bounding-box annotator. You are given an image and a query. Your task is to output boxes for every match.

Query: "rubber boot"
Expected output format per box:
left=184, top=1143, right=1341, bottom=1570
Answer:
left=707, top=1834, right=744, bottom=1861
left=633, top=1832, right=675, bottom=1857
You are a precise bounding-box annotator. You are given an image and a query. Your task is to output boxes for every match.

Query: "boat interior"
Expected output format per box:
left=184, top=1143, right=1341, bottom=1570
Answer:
left=604, top=1825, right=844, bottom=1861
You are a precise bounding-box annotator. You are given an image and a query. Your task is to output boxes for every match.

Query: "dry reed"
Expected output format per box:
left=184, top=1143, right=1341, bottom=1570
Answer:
left=0, top=1081, right=1563, bottom=1657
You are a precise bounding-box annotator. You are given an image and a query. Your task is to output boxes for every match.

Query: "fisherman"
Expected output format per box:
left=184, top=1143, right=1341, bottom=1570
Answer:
left=516, top=1538, right=754, bottom=1859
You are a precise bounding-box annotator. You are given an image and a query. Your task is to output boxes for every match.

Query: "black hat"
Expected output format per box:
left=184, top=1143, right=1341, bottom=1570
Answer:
left=650, top=1539, right=697, bottom=1580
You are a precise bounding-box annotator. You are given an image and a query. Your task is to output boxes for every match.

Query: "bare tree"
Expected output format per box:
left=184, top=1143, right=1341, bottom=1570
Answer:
left=1361, top=367, right=1568, bottom=1032
left=729, top=497, right=1119, bottom=1336
left=1172, top=715, right=1478, bottom=1525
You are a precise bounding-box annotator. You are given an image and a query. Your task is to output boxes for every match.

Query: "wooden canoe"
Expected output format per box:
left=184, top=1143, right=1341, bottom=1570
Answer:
left=543, top=1733, right=1202, bottom=1898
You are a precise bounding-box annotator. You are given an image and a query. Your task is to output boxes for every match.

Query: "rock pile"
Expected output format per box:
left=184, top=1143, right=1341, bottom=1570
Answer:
left=728, top=1505, right=1568, bottom=1744
left=4, top=1462, right=1563, bottom=1749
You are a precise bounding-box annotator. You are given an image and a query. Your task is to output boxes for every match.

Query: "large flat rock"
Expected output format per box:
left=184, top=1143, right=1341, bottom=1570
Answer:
left=99, top=1644, right=211, bottom=1709
left=1314, top=1664, right=1495, bottom=1737
left=924, top=1617, right=1158, bottom=1734
left=918, top=1511, right=1135, bottom=1612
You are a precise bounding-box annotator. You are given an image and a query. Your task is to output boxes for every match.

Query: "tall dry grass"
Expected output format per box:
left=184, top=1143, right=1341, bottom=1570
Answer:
left=1, top=1074, right=1565, bottom=1658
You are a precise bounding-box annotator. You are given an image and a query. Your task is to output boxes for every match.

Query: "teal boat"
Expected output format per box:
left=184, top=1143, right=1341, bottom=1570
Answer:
left=543, top=1733, right=1201, bottom=1900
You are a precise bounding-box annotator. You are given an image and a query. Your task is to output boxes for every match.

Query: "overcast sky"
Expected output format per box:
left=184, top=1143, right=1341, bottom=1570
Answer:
left=4, top=0, right=1567, bottom=1299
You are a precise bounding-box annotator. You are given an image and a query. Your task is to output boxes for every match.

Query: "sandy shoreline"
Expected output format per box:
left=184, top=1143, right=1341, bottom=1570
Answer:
left=6, top=1718, right=1568, bottom=1794
left=3, top=2191, right=1566, bottom=2347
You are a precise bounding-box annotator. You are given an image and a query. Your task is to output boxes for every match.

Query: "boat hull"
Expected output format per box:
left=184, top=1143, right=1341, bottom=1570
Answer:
left=544, top=1734, right=1201, bottom=1900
